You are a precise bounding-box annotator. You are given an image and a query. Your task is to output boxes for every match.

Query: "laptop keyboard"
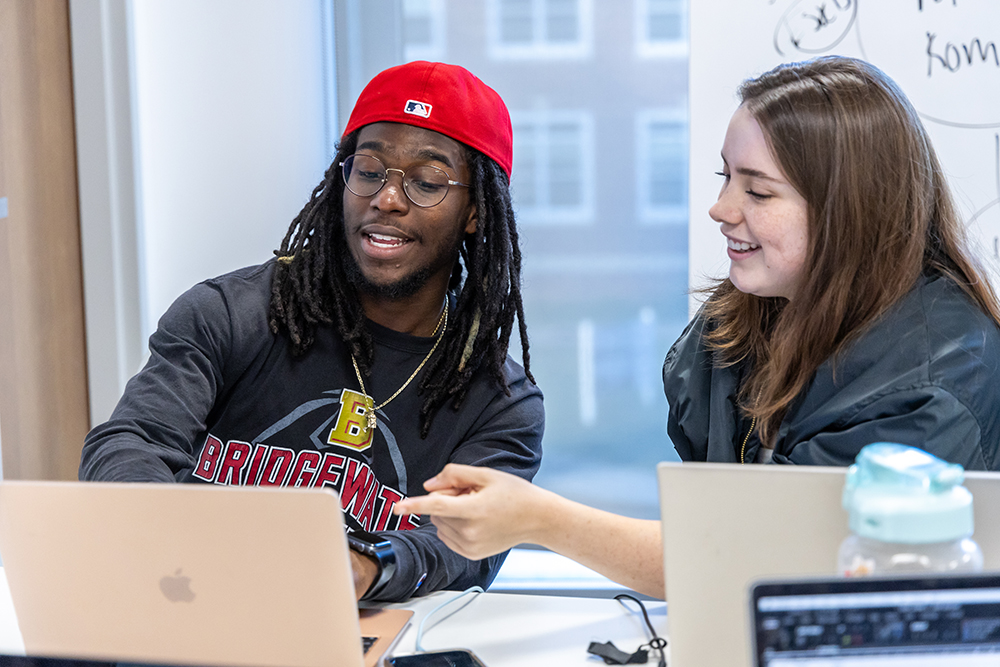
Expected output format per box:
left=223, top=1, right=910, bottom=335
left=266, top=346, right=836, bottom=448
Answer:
left=363, top=635, right=378, bottom=653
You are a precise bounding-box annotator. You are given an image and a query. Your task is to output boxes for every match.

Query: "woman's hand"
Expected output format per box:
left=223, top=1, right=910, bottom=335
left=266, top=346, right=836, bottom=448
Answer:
left=396, top=463, right=665, bottom=598
left=394, top=463, right=549, bottom=559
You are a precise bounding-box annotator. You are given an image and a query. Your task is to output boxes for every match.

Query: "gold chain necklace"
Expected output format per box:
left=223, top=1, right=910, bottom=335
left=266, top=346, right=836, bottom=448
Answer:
left=739, top=415, right=757, bottom=464
left=739, top=387, right=764, bottom=464
left=351, top=301, right=448, bottom=434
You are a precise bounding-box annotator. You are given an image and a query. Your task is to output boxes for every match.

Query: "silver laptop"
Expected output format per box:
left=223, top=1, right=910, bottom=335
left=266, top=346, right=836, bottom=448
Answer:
left=657, top=462, right=1000, bottom=667
left=749, top=573, right=1000, bottom=665
left=0, top=481, right=411, bottom=667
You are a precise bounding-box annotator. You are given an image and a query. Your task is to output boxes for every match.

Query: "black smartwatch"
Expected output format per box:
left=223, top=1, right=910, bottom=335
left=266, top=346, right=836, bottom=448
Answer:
left=347, top=529, right=396, bottom=599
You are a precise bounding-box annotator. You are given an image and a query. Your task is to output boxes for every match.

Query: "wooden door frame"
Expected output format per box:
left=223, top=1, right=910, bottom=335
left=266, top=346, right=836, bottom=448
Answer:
left=0, top=0, right=90, bottom=480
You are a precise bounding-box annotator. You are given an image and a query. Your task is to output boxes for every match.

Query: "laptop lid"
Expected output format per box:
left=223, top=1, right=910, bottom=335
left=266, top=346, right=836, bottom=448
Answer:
left=749, top=573, right=1000, bottom=665
left=0, top=481, right=410, bottom=667
left=657, top=462, right=1000, bottom=667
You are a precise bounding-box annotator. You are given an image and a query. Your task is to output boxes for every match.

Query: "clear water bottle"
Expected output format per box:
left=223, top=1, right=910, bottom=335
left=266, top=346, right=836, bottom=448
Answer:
left=838, top=443, right=983, bottom=577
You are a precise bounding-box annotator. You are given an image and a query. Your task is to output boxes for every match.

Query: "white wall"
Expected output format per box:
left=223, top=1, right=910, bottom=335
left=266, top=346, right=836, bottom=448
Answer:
left=130, top=0, right=332, bottom=341
left=72, top=0, right=334, bottom=424
left=71, top=0, right=146, bottom=428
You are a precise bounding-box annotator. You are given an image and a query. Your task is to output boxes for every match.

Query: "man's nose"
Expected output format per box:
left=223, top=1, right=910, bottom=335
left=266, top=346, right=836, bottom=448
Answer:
left=371, top=169, right=410, bottom=211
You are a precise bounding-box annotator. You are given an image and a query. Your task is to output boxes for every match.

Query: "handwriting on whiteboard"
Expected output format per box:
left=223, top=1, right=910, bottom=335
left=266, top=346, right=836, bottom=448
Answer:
left=769, top=0, right=999, bottom=128
left=762, top=0, right=1000, bottom=276
left=927, top=33, right=999, bottom=76
left=773, top=0, right=856, bottom=56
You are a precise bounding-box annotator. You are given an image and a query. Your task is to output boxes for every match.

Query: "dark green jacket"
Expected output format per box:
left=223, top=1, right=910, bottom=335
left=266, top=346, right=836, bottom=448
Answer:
left=663, top=274, right=1000, bottom=469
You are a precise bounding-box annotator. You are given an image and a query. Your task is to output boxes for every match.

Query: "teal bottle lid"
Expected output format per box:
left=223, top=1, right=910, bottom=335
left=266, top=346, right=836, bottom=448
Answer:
left=842, top=443, right=974, bottom=544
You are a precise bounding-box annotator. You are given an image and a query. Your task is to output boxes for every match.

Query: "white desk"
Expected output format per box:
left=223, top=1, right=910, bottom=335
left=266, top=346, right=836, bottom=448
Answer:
left=387, top=591, right=667, bottom=666
left=0, top=571, right=23, bottom=654
left=0, top=567, right=667, bottom=666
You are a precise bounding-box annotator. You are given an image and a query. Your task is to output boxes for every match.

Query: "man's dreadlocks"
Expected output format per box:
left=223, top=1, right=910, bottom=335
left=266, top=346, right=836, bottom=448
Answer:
left=268, top=131, right=533, bottom=437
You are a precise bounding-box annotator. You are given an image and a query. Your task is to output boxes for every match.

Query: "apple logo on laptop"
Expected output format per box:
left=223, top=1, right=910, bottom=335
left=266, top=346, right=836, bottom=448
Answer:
left=159, top=568, right=196, bottom=602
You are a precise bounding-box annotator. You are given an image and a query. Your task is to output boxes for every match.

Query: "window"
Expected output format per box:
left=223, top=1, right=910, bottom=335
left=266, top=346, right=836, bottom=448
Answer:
left=403, top=0, right=446, bottom=62
left=487, top=0, right=594, bottom=59
left=342, top=0, right=690, bottom=524
left=635, top=0, right=687, bottom=58
left=637, top=109, right=688, bottom=225
left=510, top=111, right=595, bottom=224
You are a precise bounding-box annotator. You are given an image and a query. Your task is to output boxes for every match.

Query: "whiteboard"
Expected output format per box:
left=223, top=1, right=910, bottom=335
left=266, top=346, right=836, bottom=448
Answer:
left=689, top=0, right=1000, bottom=311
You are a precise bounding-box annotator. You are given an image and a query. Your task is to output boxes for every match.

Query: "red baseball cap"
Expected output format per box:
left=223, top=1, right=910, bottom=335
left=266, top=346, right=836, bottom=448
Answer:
left=342, top=61, right=513, bottom=179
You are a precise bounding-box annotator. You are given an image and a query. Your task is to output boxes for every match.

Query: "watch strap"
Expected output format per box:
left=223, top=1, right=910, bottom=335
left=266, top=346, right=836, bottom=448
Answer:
left=348, top=530, right=396, bottom=599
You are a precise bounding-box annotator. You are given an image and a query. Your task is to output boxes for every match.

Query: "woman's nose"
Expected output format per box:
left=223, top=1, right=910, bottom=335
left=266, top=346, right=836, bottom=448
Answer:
left=709, top=189, right=737, bottom=225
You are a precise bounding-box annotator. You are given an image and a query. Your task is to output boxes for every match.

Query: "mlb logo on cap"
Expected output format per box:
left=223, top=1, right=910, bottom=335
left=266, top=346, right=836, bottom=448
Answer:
left=404, top=100, right=432, bottom=118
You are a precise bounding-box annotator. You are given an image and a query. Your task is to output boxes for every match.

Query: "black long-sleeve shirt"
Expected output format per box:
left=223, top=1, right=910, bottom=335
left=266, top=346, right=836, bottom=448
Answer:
left=81, top=261, right=544, bottom=601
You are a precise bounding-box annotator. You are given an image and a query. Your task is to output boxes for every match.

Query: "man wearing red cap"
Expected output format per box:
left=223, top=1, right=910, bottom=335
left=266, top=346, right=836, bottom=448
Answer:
left=80, top=62, right=543, bottom=602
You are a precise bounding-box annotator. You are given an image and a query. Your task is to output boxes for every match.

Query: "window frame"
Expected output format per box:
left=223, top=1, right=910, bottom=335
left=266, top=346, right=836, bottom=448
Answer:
left=402, top=0, right=447, bottom=62
left=509, top=108, right=596, bottom=225
left=634, top=0, right=688, bottom=59
left=636, top=107, right=689, bottom=226
left=486, top=0, right=595, bottom=60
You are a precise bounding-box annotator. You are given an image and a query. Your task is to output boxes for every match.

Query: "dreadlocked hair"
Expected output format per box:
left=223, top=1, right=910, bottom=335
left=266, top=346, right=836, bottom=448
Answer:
left=268, top=131, right=533, bottom=438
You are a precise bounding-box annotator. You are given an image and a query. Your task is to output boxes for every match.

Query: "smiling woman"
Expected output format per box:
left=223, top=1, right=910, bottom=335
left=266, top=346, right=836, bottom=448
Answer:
left=710, top=106, right=809, bottom=301
left=397, top=56, right=1000, bottom=601
left=666, top=55, right=1000, bottom=466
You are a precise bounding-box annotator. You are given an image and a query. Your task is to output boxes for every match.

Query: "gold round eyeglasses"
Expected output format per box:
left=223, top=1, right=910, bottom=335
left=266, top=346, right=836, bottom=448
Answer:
left=340, top=153, right=469, bottom=208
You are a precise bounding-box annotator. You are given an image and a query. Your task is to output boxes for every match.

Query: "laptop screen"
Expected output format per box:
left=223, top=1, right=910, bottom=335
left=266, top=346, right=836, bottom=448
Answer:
left=750, top=574, right=1000, bottom=666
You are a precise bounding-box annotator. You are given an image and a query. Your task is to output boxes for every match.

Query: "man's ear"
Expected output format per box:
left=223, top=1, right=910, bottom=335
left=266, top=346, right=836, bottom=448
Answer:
left=463, top=205, right=478, bottom=235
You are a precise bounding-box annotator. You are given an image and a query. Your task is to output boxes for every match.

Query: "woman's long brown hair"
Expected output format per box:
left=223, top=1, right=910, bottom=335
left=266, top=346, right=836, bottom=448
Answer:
left=703, top=56, right=1000, bottom=446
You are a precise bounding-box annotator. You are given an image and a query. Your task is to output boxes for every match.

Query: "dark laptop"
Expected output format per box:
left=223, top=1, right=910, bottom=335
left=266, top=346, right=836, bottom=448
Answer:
left=749, top=573, right=1000, bottom=666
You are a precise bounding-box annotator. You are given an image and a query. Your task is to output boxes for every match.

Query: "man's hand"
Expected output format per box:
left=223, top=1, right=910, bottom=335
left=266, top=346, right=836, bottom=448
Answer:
left=350, top=549, right=379, bottom=601
left=394, top=463, right=547, bottom=560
